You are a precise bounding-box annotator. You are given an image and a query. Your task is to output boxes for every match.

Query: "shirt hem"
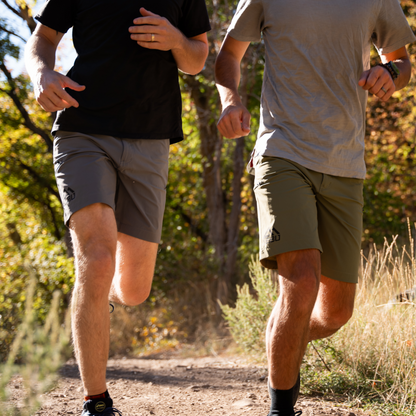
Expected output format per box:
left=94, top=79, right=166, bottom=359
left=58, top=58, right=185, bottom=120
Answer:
left=52, top=126, right=183, bottom=145
left=250, top=150, right=366, bottom=179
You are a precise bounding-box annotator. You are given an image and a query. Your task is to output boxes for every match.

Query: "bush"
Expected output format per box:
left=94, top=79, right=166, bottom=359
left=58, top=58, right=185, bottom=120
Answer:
left=220, top=257, right=277, bottom=359
left=0, top=275, right=72, bottom=415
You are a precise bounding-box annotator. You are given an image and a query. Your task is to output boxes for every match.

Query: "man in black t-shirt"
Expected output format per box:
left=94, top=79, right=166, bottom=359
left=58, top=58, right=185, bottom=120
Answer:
left=25, top=1, right=210, bottom=414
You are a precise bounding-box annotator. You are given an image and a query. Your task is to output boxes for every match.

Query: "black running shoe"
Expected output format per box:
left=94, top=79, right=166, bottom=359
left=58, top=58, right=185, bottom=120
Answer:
left=268, top=411, right=302, bottom=416
left=81, top=397, right=122, bottom=415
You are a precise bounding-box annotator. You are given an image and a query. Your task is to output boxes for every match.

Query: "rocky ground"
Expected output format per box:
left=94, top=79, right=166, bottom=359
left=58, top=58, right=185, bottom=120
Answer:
left=6, top=352, right=372, bottom=416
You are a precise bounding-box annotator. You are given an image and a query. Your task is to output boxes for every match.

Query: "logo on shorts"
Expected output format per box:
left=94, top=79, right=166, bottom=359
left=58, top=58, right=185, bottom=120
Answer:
left=264, top=227, right=280, bottom=244
left=95, top=401, right=106, bottom=412
left=63, top=186, right=76, bottom=202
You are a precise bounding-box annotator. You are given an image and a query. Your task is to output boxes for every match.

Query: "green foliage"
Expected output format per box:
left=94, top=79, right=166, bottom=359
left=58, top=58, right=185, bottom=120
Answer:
left=0, top=276, right=72, bottom=415
left=0, top=191, right=74, bottom=360
left=154, top=91, right=258, bottom=294
left=220, top=257, right=277, bottom=358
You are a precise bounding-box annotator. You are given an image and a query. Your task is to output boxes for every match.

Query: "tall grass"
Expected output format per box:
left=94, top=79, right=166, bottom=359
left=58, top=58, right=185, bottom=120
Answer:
left=222, top=228, right=416, bottom=415
left=0, top=272, right=72, bottom=415
left=330, top=232, right=416, bottom=413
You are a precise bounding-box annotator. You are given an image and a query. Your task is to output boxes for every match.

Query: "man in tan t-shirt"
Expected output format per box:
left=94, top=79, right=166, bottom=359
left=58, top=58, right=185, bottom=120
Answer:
left=215, top=1, right=415, bottom=415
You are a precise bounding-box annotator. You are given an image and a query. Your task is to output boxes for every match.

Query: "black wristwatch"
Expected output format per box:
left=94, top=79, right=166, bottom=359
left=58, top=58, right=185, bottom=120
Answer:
left=377, top=61, right=400, bottom=80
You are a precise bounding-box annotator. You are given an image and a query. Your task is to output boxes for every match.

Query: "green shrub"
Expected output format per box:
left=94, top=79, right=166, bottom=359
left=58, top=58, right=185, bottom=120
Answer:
left=220, top=257, right=277, bottom=358
left=0, top=274, right=72, bottom=415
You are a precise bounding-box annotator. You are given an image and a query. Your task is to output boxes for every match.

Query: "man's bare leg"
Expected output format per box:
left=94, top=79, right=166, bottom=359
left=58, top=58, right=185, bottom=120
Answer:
left=70, top=203, right=118, bottom=396
left=308, top=275, right=356, bottom=341
left=266, top=251, right=356, bottom=398
left=266, top=249, right=321, bottom=391
left=109, top=232, right=158, bottom=306
left=71, top=203, right=160, bottom=395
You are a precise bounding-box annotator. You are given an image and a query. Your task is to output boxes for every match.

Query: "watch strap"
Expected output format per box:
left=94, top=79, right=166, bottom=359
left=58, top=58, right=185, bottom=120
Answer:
left=377, top=61, right=400, bottom=80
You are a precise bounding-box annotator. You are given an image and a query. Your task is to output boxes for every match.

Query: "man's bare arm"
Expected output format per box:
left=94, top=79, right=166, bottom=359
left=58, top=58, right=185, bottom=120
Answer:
left=129, top=8, right=208, bottom=75
left=358, top=46, right=411, bottom=102
left=25, top=24, right=85, bottom=112
left=215, top=35, right=251, bottom=139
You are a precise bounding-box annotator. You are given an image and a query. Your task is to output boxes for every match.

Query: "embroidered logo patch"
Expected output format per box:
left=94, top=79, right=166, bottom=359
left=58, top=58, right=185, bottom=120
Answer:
left=95, top=401, right=106, bottom=412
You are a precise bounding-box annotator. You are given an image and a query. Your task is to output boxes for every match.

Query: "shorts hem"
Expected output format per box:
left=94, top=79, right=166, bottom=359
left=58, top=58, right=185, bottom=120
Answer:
left=117, top=222, right=161, bottom=244
left=321, top=266, right=359, bottom=284
left=259, top=243, right=323, bottom=270
left=64, top=199, right=115, bottom=226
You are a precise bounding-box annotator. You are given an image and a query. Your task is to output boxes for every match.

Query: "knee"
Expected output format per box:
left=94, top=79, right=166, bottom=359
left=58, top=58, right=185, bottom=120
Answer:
left=84, top=247, right=116, bottom=275
left=331, top=305, right=354, bottom=329
left=320, top=303, right=354, bottom=332
left=122, top=286, right=152, bottom=306
left=281, top=270, right=320, bottom=310
left=75, top=247, right=116, bottom=296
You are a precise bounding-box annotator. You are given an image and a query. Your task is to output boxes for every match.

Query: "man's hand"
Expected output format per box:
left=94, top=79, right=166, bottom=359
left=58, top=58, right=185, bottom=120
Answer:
left=358, top=65, right=395, bottom=101
left=25, top=24, right=86, bottom=112
left=129, top=8, right=183, bottom=51
left=129, top=7, right=208, bottom=75
left=217, top=102, right=251, bottom=139
left=34, top=69, right=86, bottom=112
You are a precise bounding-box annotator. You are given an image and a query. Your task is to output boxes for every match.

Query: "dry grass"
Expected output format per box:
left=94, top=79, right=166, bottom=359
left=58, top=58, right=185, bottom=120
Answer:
left=329, top=227, right=416, bottom=413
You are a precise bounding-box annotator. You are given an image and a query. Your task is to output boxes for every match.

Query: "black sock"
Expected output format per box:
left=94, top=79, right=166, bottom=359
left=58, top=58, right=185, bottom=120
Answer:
left=268, top=382, right=296, bottom=416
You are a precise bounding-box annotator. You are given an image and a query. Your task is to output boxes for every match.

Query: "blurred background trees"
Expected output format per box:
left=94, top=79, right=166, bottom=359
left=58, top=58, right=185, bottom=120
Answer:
left=1, top=0, right=416, bottom=359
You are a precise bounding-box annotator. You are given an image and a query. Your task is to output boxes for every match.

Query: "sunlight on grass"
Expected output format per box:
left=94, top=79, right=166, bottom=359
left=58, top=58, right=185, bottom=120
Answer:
left=222, top=222, right=416, bottom=415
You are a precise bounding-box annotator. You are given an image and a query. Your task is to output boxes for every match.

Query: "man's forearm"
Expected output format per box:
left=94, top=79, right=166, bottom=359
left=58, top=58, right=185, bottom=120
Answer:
left=215, top=49, right=243, bottom=108
left=25, top=32, right=57, bottom=81
left=172, top=35, right=208, bottom=75
left=391, top=59, right=412, bottom=91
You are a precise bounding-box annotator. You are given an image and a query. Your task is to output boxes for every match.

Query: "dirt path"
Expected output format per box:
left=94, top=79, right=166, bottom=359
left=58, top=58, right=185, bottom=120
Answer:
left=8, top=352, right=370, bottom=416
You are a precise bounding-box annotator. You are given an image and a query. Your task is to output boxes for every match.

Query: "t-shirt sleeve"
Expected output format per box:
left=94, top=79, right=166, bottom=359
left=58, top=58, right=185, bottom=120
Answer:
left=35, top=0, right=76, bottom=34
left=227, top=0, right=264, bottom=43
left=178, top=0, right=211, bottom=38
left=372, top=0, right=416, bottom=54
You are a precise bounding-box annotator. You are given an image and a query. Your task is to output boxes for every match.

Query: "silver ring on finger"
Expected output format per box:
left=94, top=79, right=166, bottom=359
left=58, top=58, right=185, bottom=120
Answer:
left=381, top=87, right=387, bottom=94
left=151, top=33, right=155, bottom=42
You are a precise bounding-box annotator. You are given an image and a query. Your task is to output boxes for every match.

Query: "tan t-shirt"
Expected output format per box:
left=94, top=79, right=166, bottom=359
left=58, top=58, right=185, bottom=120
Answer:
left=227, top=0, right=416, bottom=178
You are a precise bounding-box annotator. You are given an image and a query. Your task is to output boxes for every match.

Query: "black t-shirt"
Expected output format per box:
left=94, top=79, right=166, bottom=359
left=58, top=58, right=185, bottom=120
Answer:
left=35, top=0, right=211, bottom=144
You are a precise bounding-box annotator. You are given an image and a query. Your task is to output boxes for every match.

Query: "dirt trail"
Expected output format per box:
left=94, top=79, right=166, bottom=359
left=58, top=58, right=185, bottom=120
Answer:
left=6, top=352, right=370, bottom=416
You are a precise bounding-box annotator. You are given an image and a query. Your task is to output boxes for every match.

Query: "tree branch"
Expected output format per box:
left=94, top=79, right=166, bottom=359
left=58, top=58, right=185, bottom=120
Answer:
left=1, top=0, right=36, bottom=33
left=0, top=63, right=53, bottom=152
left=15, top=158, right=60, bottom=201
left=1, top=0, right=20, bottom=19
left=0, top=24, right=26, bottom=42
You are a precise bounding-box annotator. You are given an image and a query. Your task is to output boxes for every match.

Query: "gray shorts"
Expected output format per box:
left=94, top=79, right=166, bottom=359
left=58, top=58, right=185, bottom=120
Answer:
left=53, top=131, right=170, bottom=244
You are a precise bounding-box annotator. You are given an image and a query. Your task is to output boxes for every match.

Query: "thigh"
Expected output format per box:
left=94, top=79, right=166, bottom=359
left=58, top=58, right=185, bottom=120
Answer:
left=54, top=131, right=120, bottom=226
left=316, top=176, right=363, bottom=283
left=115, top=138, right=170, bottom=244
left=253, top=157, right=322, bottom=269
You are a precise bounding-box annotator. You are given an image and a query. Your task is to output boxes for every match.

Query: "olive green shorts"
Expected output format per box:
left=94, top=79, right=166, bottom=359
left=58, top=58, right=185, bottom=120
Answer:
left=253, top=157, right=363, bottom=283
